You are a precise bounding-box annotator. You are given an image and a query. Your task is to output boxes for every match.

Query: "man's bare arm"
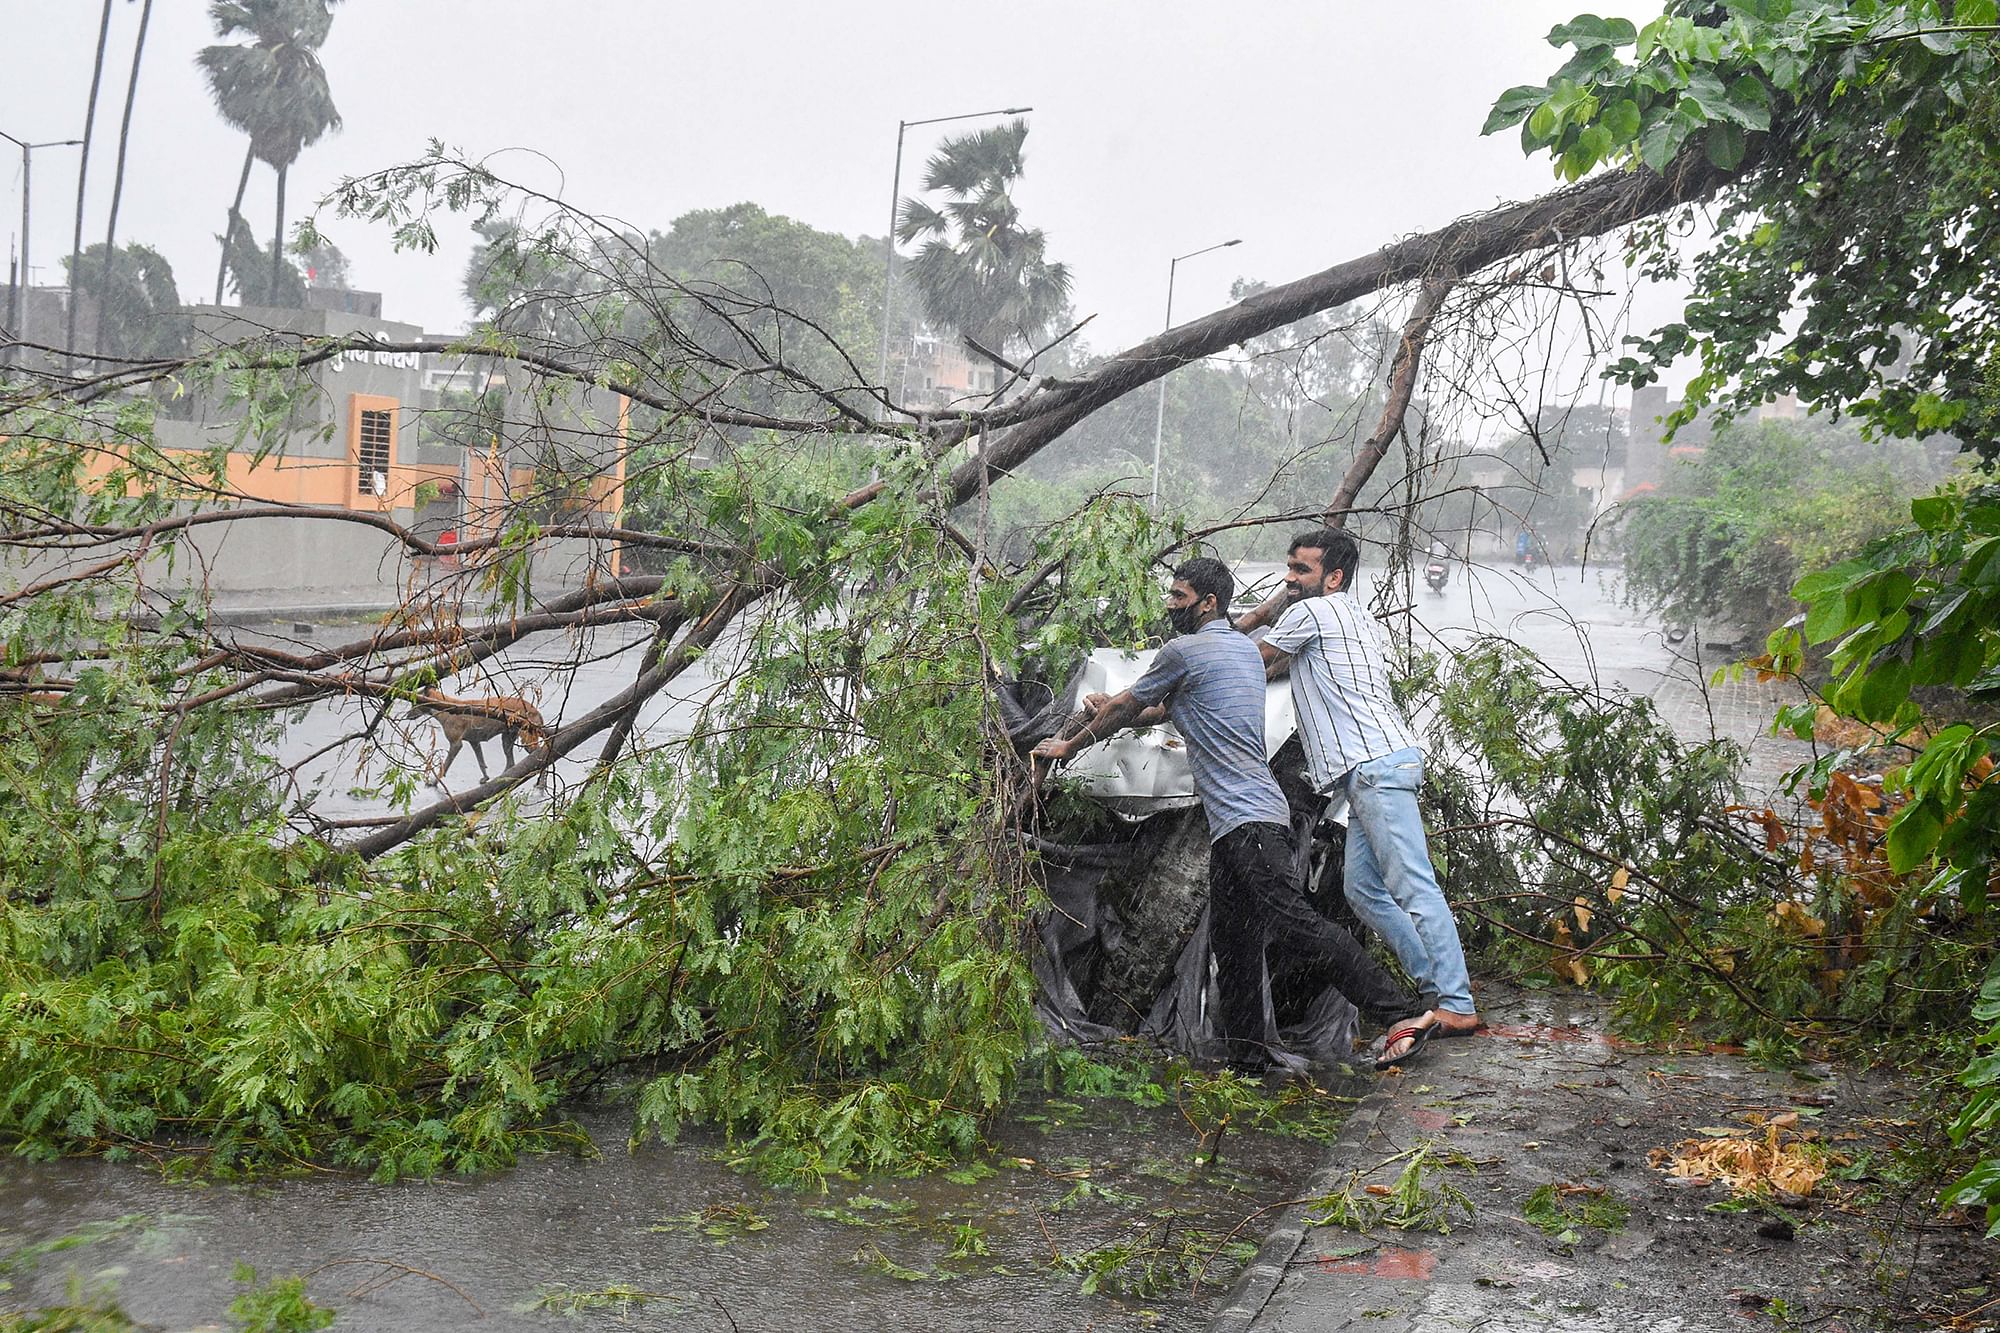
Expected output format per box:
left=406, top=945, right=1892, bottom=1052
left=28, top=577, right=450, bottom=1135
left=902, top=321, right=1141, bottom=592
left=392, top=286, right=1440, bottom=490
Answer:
left=1258, top=638, right=1294, bottom=681
left=1233, top=585, right=1293, bottom=633
left=1031, top=689, right=1152, bottom=763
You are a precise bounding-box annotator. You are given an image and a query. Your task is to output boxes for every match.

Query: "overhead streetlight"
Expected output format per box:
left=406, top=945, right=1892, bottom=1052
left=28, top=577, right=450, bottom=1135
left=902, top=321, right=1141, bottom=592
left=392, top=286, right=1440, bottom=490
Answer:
left=1, top=129, right=83, bottom=364
left=1151, top=238, right=1241, bottom=512
left=875, top=105, right=1033, bottom=420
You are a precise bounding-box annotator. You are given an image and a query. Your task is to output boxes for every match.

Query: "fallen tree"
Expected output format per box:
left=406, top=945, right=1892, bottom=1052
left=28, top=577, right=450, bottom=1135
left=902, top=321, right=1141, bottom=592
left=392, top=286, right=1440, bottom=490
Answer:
left=0, top=124, right=1750, bottom=1176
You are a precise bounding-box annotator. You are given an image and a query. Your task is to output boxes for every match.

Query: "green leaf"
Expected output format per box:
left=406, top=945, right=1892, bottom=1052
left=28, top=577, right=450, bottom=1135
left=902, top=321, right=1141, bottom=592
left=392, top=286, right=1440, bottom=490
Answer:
left=1856, top=653, right=1911, bottom=721
left=1601, top=98, right=1642, bottom=142
left=1919, top=589, right=1972, bottom=634
left=1802, top=589, right=1853, bottom=645
left=1973, top=957, right=2000, bottom=1024
left=1724, top=75, right=1773, bottom=131
left=1913, top=392, right=1967, bottom=431
left=1858, top=569, right=1917, bottom=621
left=1911, top=495, right=1953, bottom=531
left=1885, top=796, right=1945, bottom=874
left=1768, top=48, right=1803, bottom=92
left=1705, top=122, right=1747, bottom=171
left=1682, top=68, right=1733, bottom=121
left=1484, top=85, right=1550, bottom=135
left=1634, top=15, right=1666, bottom=61
left=1943, top=627, right=1991, bottom=688
left=1548, top=14, right=1628, bottom=48
left=1773, top=700, right=1818, bottom=740
left=1638, top=114, right=1689, bottom=171
left=1792, top=560, right=1868, bottom=604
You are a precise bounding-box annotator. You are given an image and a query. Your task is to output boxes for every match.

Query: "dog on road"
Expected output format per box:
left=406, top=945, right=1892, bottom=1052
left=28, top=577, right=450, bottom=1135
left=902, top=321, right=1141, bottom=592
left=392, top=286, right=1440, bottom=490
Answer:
left=408, top=689, right=550, bottom=786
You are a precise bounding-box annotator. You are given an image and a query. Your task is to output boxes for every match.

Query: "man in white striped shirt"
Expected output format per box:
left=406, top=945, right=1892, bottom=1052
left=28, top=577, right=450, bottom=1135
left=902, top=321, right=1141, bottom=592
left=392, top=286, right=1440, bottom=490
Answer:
left=1238, top=527, right=1481, bottom=1065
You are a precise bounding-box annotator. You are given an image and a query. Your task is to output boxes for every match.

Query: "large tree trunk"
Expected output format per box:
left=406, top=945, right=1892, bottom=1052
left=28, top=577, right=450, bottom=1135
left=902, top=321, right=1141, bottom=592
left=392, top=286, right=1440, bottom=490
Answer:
left=1081, top=807, right=1214, bottom=1030
left=215, top=144, right=254, bottom=306
left=949, top=153, right=1737, bottom=507
left=64, top=0, right=115, bottom=365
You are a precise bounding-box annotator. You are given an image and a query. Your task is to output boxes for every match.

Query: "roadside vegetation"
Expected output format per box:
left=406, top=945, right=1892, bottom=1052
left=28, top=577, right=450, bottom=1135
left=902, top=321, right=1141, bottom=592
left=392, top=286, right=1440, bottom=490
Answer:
left=1483, top=0, right=2000, bottom=1238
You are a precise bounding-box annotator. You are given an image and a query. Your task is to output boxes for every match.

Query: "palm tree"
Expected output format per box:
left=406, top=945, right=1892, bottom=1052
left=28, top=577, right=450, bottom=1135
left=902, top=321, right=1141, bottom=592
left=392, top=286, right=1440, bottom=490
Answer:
left=65, top=0, right=116, bottom=363
left=196, top=0, right=342, bottom=306
left=895, top=119, right=1070, bottom=390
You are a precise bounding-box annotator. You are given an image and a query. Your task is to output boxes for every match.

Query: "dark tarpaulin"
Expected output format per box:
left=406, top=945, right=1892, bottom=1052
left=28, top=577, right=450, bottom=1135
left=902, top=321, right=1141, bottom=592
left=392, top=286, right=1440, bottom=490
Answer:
left=1000, top=671, right=1363, bottom=1071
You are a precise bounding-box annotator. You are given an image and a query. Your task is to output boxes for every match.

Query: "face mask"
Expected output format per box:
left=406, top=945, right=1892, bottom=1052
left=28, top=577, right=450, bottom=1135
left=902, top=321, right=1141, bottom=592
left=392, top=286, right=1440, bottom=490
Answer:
left=1168, top=602, right=1207, bottom=636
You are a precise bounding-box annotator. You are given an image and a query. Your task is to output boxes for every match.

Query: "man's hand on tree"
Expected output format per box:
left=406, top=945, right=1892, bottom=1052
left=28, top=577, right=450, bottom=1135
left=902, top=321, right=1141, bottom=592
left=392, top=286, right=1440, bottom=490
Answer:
left=1031, top=735, right=1076, bottom=763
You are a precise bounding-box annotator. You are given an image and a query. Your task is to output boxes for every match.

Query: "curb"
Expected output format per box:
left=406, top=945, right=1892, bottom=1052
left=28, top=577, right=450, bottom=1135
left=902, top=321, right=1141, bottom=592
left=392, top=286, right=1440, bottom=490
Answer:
left=1205, top=1077, right=1397, bottom=1333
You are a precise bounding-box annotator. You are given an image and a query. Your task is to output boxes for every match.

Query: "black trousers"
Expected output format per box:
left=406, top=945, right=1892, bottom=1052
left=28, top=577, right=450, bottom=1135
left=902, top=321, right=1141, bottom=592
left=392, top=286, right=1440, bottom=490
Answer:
left=1208, top=821, right=1419, bottom=1058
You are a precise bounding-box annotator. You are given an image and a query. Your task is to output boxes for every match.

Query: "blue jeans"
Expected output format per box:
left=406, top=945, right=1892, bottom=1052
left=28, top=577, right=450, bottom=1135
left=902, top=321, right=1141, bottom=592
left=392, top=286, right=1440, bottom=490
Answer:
left=1338, top=747, right=1475, bottom=1015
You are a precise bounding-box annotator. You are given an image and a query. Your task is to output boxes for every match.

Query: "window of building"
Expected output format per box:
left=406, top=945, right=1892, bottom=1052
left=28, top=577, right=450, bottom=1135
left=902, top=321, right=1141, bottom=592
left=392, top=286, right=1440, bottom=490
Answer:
left=358, top=408, right=393, bottom=495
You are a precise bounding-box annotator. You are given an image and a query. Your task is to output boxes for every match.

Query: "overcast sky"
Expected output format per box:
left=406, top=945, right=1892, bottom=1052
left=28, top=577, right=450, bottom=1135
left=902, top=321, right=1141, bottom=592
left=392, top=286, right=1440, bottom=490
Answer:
left=4, top=2, right=1667, bottom=364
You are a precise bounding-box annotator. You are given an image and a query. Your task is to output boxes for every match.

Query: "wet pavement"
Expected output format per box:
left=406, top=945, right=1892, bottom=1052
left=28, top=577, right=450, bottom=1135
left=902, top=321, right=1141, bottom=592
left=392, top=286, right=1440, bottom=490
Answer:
left=0, top=1086, right=1359, bottom=1331
left=1201, top=568, right=1907, bottom=1332
left=1216, top=985, right=1993, bottom=1332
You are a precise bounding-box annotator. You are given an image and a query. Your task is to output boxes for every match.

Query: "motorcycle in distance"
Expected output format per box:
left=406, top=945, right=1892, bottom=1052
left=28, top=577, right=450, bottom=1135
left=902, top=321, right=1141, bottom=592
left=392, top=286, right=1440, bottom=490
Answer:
left=1424, top=555, right=1449, bottom=593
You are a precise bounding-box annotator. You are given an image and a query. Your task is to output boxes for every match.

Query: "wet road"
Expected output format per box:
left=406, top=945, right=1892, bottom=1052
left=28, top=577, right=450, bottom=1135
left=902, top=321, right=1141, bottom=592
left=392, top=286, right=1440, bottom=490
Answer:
left=271, top=616, right=746, bottom=825
left=0, top=1096, right=1350, bottom=1332
left=282, top=558, right=1769, bottom=827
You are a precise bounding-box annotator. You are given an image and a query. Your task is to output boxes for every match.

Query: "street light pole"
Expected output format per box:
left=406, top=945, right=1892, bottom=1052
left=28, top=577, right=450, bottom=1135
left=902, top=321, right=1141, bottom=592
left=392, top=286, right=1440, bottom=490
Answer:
left=1, top=130, right=83, bottom=361
left=1150, top=238, right=1241, bottom=512
left=874, top=105, right=1032, bottom=420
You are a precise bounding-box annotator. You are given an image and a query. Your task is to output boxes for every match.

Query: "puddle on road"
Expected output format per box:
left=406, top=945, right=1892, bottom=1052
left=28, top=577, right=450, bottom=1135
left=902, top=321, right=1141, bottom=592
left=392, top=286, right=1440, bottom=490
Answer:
left=0, top=1070, right=1366, bottom=1331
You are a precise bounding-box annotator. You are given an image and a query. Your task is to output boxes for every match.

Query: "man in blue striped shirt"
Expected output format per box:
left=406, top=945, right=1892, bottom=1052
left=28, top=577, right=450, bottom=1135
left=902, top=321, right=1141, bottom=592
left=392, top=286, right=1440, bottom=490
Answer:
left=1239, top=527, right=1481, bottom=1066
left=1033, top=557, right=1423, bottom=1071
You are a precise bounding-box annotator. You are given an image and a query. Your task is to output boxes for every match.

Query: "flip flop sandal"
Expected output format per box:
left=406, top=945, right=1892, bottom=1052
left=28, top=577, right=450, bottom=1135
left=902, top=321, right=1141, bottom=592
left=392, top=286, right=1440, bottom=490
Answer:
left=1374, top=1021, right=1434, bottom=1071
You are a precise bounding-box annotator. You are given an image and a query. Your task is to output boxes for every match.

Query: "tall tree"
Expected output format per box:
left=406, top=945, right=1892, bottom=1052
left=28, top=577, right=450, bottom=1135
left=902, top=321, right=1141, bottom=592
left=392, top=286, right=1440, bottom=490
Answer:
left=95, top=0, right=153, bottom=356
left=62, top=240, right=187, bottom=360
left=217, top=213, right=305, bottom=308
left=895, top=119, right=1070, bottom=386
left=196, top=0, right=342, bottom=306
left=64, top=0, right=116, bottom=364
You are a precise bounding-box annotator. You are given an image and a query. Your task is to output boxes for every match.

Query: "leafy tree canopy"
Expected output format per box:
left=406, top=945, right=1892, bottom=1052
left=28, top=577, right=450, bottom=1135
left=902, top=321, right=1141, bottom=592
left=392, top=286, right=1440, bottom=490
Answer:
left=1486, top=0, right=2000, bottom=457
left=220, top=213, right=307, bottom=308
left=1495, top=0, right=2000, bottom=1239
left=1622, top=414, right=1943, bottom=630
left=298, top=235, right=350, bottom=290
left=62, top=242, right=190, bottom=360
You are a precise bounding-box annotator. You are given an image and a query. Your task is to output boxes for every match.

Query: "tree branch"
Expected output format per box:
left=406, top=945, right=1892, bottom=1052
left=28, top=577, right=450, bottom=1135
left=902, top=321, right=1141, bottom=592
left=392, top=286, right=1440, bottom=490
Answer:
left=1325, top=273, right=1456, bottom=521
